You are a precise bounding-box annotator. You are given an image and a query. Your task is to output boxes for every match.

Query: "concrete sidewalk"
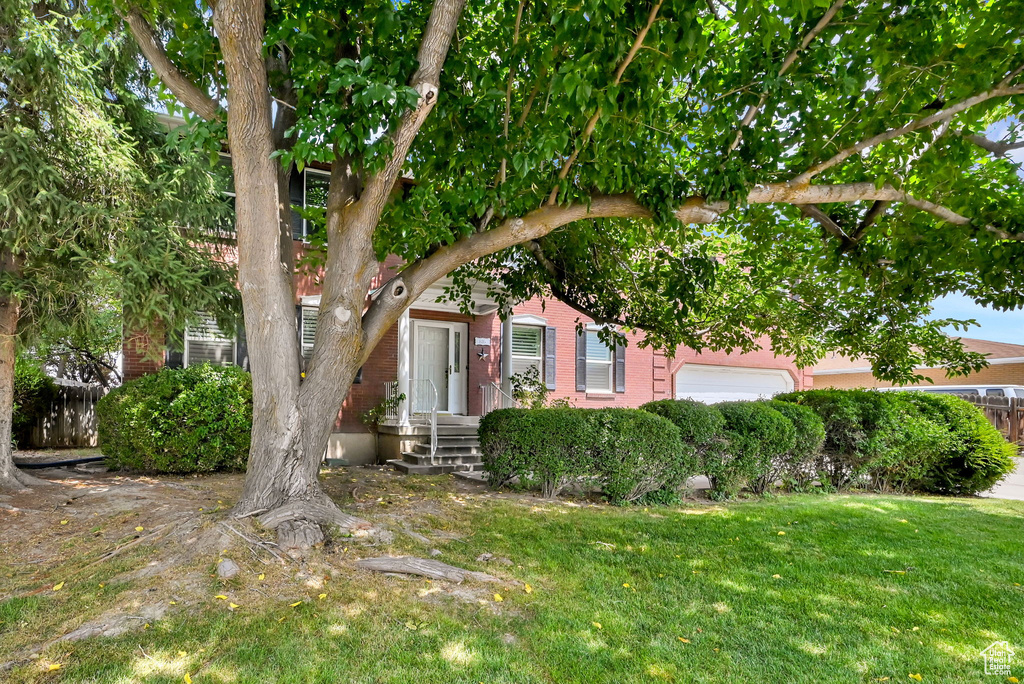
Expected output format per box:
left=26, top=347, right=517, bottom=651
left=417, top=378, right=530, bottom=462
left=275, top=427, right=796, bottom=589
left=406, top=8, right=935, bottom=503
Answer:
left=981, top=457, right=1024, bottom=501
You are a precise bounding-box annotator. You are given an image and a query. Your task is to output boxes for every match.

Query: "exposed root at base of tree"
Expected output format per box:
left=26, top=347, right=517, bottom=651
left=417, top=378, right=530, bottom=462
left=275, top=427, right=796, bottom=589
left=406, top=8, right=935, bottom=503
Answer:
left=0, top=465, right=54, bottom=492
left=249, top=496, right=377, bottom=553
left=355, top=556, right=501, bottom=583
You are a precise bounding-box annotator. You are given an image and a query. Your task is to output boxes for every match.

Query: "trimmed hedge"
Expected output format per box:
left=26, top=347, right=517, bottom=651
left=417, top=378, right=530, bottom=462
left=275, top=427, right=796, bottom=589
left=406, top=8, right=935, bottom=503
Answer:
left=712, top=401, right=795, bottom=499
left=755, top=400, right=826, bottom=492
left=98, top=364, right=252, bottom=473
left=898, top=392, right=1017, bottom=495
left=478, top=408, right=689, bottom=504
left=775, top=389, right=901, bottom=489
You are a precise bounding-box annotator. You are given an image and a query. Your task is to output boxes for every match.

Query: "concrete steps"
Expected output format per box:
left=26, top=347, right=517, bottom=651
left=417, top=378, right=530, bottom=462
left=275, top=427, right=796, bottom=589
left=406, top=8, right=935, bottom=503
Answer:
left=387, top=417, right=484, bottom=475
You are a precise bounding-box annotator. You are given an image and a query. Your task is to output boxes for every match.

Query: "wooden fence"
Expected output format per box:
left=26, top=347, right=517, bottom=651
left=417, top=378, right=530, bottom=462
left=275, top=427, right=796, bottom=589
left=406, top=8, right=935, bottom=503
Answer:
left=954, top=394, right=1024, bottom=447
left=29, top=382, right=105, bottom=448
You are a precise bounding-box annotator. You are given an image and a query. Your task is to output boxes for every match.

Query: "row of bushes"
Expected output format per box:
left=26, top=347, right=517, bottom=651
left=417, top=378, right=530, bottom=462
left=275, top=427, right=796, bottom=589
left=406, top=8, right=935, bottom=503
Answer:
left=97, top=364, right=252, bottom=473
left=480, top=390, right=1017, bottom=502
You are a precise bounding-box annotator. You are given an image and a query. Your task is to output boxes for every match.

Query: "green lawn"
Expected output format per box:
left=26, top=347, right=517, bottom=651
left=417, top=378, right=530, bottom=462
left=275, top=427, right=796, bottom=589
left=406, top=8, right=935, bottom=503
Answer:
left=3, top=487, right=1024, bottom=683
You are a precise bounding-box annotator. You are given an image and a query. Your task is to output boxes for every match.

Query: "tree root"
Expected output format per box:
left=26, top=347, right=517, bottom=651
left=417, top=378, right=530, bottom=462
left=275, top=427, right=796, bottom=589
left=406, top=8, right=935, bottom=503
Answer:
left=253, top=497, right=376, bottom=552
left=0, top=465, right=52, bottom=492
left=355, top=556, right=501, bottom=584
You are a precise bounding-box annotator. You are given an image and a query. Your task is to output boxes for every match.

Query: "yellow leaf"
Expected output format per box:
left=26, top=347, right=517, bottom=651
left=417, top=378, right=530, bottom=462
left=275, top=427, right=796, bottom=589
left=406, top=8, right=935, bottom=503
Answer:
left=493, top=593, right=503, bottom=602
left=184, top=674, right=193, bottom=684
left=215, top=595, right=228, bottom=600
left=290, top=601, right=302, bottom=607
left=592, top=622, right=602, bottom=629
left=60, top=520, right=68, bottom=525
left=258, top=574, right=265, bottom=581
left=178, top=651, right=187, bottom=657
left=98, top=583, right=105, bottom=588
left=170, top=601, right=177, bottom=605
left=229, top=603, right=240, bottom=609
left=48, top=663, right=62, bottom=671
left=956, top=43, right=966, bottom=48
left=1008, top=678, right=1019, bottom=684
left=136, top=526, right=145, bottom=532
left=899, top=520, right=908, bottom=524
left=622, top=583, right=630, bottom=588
left=318, top=593, right=327, bottom=600
left=909, top=674, right=922, bottom=681
left=524, top=583, right=533, bottom=594
left=772, top=574, right=781, bottom=579
left=777, top=531, right=785, bottom=536
left=278, top=616, right=287, bottom=623
left=677, top=637, right=690, bottom=643
left=53, top=582, right=64, bottom=591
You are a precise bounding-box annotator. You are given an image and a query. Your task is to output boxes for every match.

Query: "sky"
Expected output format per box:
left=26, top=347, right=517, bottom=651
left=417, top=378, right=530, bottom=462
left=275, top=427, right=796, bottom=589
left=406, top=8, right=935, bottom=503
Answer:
left=929, top=294, right=1024, bottom=345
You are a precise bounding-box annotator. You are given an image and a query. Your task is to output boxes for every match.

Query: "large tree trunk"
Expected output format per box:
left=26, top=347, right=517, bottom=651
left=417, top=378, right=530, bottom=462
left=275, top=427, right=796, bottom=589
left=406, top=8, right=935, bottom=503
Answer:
left=0, top=251, right=44, bottom=491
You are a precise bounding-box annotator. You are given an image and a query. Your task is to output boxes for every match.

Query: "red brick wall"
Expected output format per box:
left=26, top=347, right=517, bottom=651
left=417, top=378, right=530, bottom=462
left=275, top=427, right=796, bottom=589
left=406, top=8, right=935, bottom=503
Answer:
left=123, top=329, right=165, bottom=381
left=816, top=364, right=1024, bottom=390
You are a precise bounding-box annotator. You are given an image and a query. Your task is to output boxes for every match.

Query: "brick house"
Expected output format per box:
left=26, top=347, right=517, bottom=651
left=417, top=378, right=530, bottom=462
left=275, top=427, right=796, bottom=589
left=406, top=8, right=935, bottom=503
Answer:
left=123, top=163, right=812, bottom=468
left=813, top=337, right=1024, bottom=392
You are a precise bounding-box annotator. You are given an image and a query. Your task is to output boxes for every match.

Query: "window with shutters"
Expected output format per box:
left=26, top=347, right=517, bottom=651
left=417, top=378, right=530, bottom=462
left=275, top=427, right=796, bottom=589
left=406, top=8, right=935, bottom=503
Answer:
left=585, top=330, right=613, bottom=392
left=301, top=306, right=318, bottom=361
left=185, top=314, right=235, bottom=367
left=302, top=169, right=330, bottom=239
left=511, top=325, right=544, bottom=380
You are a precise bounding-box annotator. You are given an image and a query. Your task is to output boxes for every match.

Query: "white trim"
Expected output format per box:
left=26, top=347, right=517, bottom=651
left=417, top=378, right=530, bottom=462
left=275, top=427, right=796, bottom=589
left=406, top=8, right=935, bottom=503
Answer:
left=815, top=356, right=1024, bottom=375
left=511, top=314, right=548, bottom=327
left=300, top=294, right=322, bottom=306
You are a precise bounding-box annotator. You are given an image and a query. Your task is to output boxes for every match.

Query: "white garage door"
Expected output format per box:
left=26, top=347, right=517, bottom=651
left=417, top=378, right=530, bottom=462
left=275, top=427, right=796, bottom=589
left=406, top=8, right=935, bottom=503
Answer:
left=675, top=365, right=794, bottom=404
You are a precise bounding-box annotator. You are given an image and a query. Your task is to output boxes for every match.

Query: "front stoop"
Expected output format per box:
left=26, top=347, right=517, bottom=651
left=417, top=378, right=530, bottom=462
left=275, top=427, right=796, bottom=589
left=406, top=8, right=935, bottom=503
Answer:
left=386, top=417, right=485, bottom=475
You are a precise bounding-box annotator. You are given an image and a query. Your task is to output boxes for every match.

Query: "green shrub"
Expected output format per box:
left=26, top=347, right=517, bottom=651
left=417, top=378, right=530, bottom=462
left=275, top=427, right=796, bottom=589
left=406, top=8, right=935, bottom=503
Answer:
left=478, top=408, right=594, bottom=498
left=589, top=409, right=689, bottom=505
left=478, top=408, right=688, bottom=503
left=757, top=400, right=826, bottom=492
left=12, top=355, right=57, bottom=448
left=711, top=401, right=796, bottom=499
left=98, top=364, right=252, bottom=473
left=775, top=389, right=900, bottom=489
left=866, top=393, right=948, bottom=492
left=898, top=392, right=1017, bottom=495
left=640, top=398, right=724, bottom=457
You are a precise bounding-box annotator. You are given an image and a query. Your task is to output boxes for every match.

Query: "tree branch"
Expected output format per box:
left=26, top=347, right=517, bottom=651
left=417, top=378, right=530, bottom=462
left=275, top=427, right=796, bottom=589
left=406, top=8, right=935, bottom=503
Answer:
left=727, top=0, right=846, bottom=153
left=962, top=132, right=1024, bottom=158
left=547, top=0, right=663, bottom=205
left=355, top=0, right=466, bottom=222
left=525, top=240, right=628, bottom=327
left=792, top=81, right=1024, bottom=184
left=122, top=7, right=221, bottom=121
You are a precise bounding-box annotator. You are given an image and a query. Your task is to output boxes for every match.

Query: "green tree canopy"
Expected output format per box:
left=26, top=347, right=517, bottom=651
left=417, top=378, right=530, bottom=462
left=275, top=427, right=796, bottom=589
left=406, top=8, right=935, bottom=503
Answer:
left=0, top=0, right=239, bottom=489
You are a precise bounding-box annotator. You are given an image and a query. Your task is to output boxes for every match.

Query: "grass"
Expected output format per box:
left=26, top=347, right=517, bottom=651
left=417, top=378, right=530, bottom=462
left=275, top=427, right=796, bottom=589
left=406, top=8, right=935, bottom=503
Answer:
left=3, top=482, right=1023, bottom=683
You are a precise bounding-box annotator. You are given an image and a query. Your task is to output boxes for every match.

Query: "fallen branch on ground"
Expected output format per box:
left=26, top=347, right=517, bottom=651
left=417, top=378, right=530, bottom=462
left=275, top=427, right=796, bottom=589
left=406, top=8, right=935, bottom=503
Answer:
left=355, top=556, right=501, bottom=583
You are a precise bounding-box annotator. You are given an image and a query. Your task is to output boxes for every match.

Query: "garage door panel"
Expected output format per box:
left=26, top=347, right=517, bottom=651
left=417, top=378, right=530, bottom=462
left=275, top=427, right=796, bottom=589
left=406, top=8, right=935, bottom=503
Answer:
left=676, top=365, right=793, bottom=404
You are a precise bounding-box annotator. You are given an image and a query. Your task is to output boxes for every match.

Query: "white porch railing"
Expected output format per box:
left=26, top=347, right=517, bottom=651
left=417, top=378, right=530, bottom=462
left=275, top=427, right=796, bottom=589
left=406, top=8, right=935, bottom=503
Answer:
left=481, top=381, right=519, bottom=416
left=382, top=379, right=438, bottom=460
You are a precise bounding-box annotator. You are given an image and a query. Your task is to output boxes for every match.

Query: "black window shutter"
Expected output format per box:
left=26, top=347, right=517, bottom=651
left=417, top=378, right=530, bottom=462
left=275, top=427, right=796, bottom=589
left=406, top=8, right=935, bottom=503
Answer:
left=544, top=327, right=557, bottom=390
left=295, top=305, right=304, bottom=369
left=575, top=329, right=587, bottom=392
left=614, top=342, right=626, bottom=393
left=235, top=319, right=249, bottom=371
left=165, top=328, right=184, bottom=369
left=289, top=167, right=304, bottom=240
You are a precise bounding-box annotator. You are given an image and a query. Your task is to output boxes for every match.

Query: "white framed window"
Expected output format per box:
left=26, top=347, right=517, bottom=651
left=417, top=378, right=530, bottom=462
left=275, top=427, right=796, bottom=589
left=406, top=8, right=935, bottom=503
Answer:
left=301, top=306, right=318, bottom=361
left=511, top=325, right=544, bottom=379
left=302, top=169, right=331, bottom=239
left=185, top=313, right=235, bottom=367
left=585, top=330, right=613, bottom=393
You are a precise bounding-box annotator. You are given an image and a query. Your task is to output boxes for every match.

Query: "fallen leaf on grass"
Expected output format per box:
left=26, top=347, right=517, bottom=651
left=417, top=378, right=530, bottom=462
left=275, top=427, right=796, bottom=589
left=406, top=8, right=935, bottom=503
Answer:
left=677, top=638, right=690, bottom=643
left=524, top=583, right=533, bottom=594
left=136, top=526, right=145, bottom=532
left=53, top=582, right=64, bottom=591
left=60, top=520, right=68, bottom=526
left=318, top=593, right=327, bottom=600
left=909, top=674, right=922, bottom=681
left=184, top=674, right=193, bottom=684
left=592, top=622, right=602, bottom=630
left=777, top=531, right=785, bottom=536
left=289, top=601, right=302, bottom=607
left=772, top=574, right=781, bottom=579
left=493, top=593, right=503, bottom=602
left=215, top=595, right=228, bottom=600
left=258, top=574, right=265, bottom=581
left=48, top=663, right=61, bottom=671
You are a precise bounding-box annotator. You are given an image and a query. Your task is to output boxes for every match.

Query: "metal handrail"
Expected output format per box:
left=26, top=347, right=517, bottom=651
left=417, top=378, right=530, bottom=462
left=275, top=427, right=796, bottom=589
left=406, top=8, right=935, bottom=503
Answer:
left=481, top=381, right=519, bottom=416
left=411, top=378, right=439, bottom=462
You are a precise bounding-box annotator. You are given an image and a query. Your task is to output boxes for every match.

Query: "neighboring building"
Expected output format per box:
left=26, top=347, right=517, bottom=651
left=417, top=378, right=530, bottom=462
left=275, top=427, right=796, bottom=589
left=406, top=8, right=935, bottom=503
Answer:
left=122, top=160, right=811, bottom=468
left=814, top=337, right=1024, bottom=390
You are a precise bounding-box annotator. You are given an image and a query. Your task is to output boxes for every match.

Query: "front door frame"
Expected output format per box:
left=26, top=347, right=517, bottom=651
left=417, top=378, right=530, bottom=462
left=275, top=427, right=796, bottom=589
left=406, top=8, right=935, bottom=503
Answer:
left=410, top=319, right=469, bottom=415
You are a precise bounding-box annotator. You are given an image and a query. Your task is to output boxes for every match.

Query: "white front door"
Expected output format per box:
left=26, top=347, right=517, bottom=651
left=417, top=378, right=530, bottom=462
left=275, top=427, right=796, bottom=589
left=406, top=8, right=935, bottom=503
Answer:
left=412, top=321, right=469, bottom=414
